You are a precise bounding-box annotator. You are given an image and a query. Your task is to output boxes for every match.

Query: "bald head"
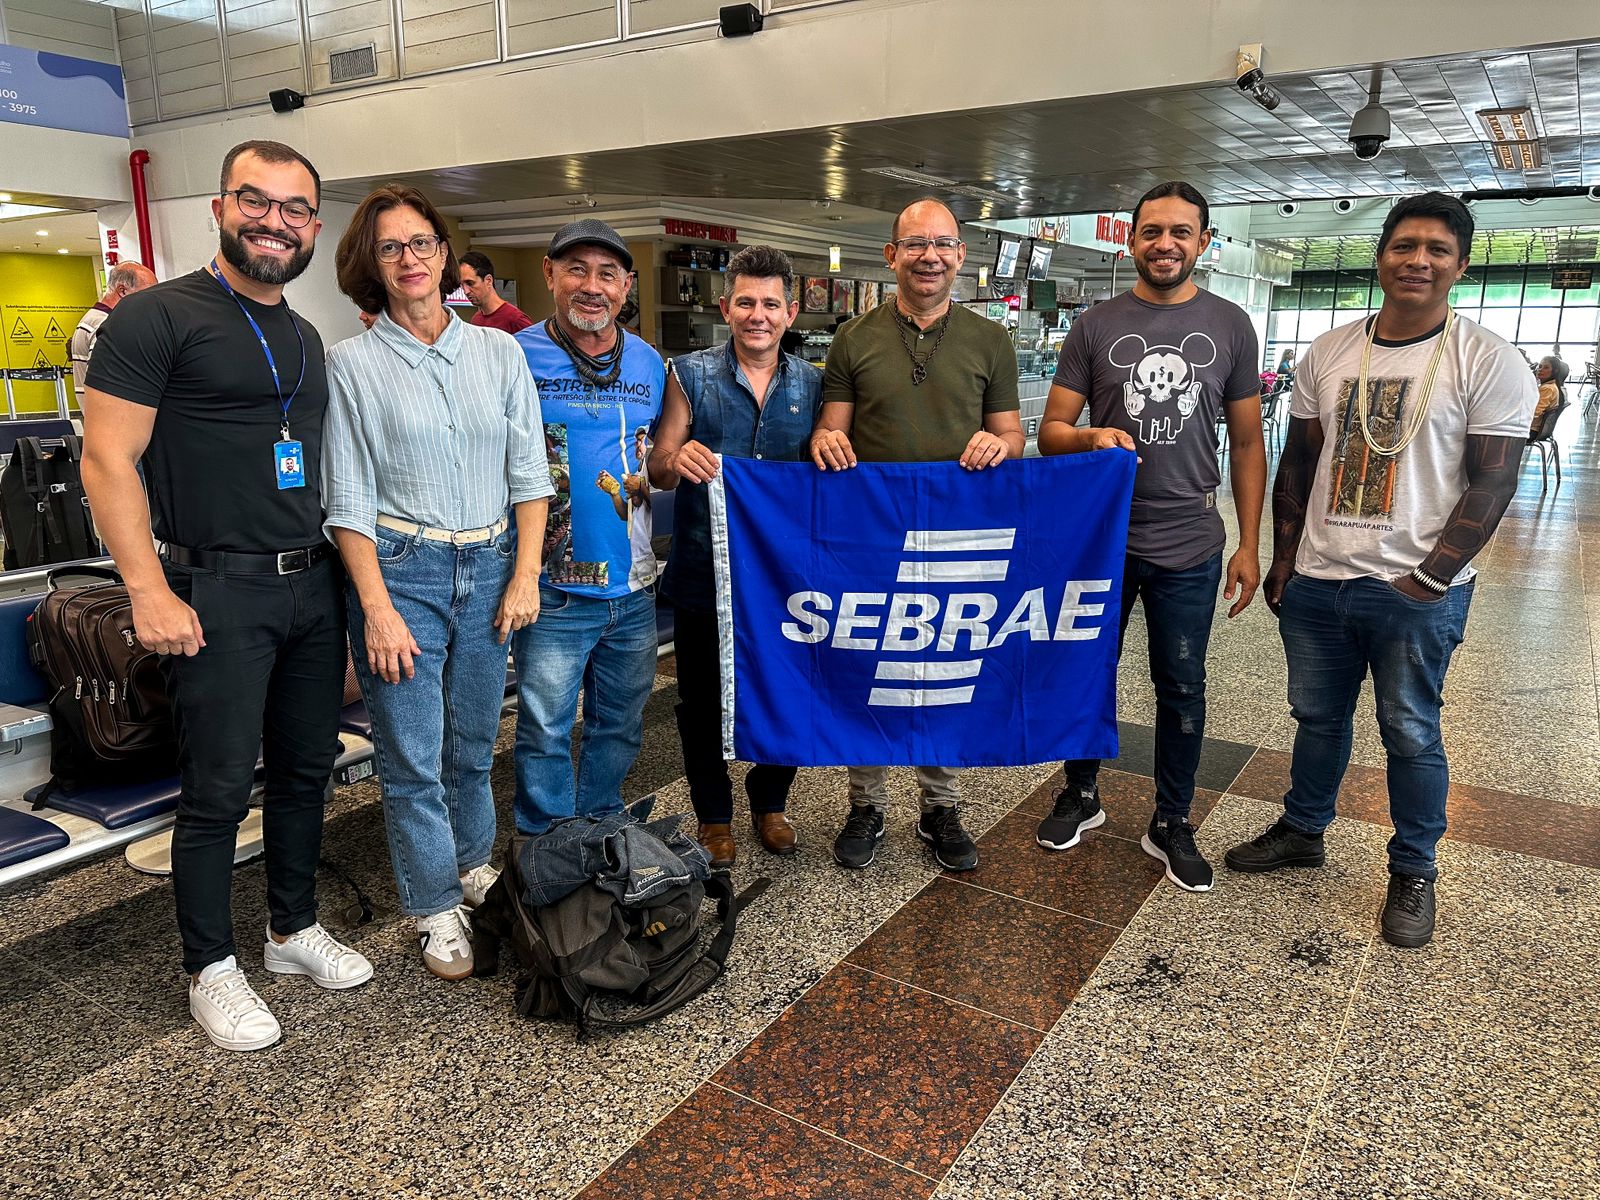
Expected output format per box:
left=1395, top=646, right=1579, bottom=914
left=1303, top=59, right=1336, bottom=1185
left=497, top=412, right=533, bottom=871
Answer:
left=891, top=198, right=959, bottom=243
left=103, top=261, right=157, bottom=307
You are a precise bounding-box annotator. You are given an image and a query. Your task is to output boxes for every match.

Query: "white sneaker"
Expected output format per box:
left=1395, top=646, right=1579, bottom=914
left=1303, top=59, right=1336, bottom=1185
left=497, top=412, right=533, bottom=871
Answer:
left=460, top=863, right=500, bottom=909
left=263, top=922, right=374, bottom=990
left=190, top=956, right=282, bottom=1052
left=416, top=906, right=473, bottom=980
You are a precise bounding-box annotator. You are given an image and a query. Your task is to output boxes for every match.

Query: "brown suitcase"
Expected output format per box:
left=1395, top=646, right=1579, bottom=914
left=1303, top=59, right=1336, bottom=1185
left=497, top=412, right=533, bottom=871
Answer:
left=28, top=572, right=176, bottom=787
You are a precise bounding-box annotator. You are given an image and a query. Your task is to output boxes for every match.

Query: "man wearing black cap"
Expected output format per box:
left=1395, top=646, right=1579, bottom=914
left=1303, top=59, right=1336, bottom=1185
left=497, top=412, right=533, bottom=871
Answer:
left=511, top=220, right=666, bottom=833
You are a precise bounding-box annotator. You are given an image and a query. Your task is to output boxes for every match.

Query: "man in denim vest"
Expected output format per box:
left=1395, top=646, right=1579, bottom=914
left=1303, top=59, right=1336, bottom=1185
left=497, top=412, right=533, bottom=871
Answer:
left=649, top=245, right=824, bottom=867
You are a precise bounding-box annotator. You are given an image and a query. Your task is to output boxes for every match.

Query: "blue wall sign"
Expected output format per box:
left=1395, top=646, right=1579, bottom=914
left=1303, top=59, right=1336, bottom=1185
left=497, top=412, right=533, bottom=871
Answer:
left=0, top=45, right=129, bottom=139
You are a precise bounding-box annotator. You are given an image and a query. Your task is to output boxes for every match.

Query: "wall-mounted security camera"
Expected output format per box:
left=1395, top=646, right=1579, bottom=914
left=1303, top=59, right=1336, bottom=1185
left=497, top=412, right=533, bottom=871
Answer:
left=1235, top=44, right=1282, bottom=111
left=1332, top=198, right=1357, bottom=214
left=1277, top=202, right=1300, bottom=217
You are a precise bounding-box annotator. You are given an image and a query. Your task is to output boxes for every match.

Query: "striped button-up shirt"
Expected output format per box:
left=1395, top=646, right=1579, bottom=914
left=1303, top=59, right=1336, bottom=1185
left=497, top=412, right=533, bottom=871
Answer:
left=323, top=310, right=552, bottom=542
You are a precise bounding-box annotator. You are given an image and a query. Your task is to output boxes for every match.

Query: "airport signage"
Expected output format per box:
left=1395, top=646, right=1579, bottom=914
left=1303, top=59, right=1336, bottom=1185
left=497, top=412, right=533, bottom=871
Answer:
left=1552, top=266, right=1594, bottom=290
left=0, top=45, right=129, bottom=139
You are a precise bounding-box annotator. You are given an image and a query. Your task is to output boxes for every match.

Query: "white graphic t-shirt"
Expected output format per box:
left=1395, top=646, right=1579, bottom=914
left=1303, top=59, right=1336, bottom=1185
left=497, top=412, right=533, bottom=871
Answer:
left=1290, top=312, right=1536, bottom=583
left=1054, top=288, right=1260, bottom=569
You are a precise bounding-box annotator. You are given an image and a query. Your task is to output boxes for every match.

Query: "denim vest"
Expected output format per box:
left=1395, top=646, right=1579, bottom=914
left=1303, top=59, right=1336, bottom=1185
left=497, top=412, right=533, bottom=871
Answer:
left=660, top=341, right=823, bottom=611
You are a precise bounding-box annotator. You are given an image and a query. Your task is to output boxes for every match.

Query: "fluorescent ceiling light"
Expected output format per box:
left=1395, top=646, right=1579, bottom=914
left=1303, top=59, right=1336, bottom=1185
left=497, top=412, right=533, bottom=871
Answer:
left=34, top=229, right=48, bottom=237
left=1478, top=107, right=1537, bottom=142
left=1491, top=141, right=1543, bottom=171
left=865, top=165, right=957, bottom=188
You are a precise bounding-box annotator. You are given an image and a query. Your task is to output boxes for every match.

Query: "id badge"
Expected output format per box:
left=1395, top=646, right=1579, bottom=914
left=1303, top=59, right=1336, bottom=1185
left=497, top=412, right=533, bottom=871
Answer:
left=274, top=440, right=306, bottom=490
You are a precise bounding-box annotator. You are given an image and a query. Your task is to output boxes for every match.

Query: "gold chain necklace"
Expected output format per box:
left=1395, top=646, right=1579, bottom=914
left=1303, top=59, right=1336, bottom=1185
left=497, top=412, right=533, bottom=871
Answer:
left=1355, top=308, right=1454, bottom=457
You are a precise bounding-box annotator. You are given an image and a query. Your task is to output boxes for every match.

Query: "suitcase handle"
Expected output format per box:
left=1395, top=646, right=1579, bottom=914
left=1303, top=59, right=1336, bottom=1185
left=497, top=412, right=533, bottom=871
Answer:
left=45, top=563, right=121, bottom=591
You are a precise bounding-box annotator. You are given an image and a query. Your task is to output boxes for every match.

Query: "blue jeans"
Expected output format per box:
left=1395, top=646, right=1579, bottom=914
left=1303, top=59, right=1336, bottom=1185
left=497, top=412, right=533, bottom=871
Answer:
left=511, top=585, right=658, bottom=834
left=1067, top=550, right=1223, bottom=822
left=1277, top=574, right=1473, bottom=881
left=347, top=526, right=514, bottom=917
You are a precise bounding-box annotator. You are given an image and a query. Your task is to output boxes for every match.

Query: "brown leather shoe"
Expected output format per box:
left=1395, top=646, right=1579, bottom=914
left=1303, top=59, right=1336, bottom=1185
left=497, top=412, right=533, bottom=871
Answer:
left=753, top=811, right=798, bottom=855
left=697, top=823, right=735, bottom=869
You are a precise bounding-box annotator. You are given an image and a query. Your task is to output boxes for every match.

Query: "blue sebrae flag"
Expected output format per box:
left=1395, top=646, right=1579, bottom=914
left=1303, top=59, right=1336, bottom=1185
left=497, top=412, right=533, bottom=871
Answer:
left=708, top=450, right=1136, bottom=768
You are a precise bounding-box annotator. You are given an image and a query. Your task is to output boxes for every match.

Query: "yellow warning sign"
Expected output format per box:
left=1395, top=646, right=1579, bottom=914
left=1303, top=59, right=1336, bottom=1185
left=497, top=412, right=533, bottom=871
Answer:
left=32, top=350, right=49, bottom=368
left=44, top=318, right=65, bottom=341
left=10, top=317, right=29, bottom=339
left=1, top=304, right=86, bottom=413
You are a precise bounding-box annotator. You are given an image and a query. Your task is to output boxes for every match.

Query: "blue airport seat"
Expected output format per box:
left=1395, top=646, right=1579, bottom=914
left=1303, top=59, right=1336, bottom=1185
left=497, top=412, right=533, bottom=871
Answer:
left=0, top=418, right=74, bottom=459
left=0, top=805, right=70, bottom=867
left=0, top=592, right=49, bottom=706
left=27, top=776, right=181, bottom=830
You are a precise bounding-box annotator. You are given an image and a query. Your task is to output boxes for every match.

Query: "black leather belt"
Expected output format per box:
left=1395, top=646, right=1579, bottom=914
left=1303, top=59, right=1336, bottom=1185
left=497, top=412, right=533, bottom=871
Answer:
left=162, top=542, right=333, bottom=575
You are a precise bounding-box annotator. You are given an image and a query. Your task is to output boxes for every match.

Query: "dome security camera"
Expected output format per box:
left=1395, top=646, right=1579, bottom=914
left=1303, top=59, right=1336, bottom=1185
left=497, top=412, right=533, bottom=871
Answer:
left=1332, top=198, right=1357, bottom=214
left=1349, top=102, right=1391, bottom=160
left=1277, top=202, right=1300, bottom=217
left=1587, top=185, right=1600, bottom=203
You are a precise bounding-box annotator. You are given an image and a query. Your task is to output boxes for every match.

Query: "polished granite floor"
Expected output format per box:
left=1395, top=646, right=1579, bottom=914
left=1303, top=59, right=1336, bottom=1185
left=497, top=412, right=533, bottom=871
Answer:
left=2, top=409, right=1598, bottom=1199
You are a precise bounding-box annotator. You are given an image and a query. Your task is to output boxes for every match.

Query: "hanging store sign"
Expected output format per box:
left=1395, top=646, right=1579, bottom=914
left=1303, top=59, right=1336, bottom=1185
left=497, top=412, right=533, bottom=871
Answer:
left=663, top=219, right=738, bottom=243
left=1551, top=266, right=1594, bottom=290
left=0, top=45, right=129, bottom=139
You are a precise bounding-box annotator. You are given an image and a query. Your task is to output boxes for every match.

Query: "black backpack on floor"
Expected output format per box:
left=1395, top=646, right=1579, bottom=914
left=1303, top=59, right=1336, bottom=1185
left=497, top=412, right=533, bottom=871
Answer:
left=472, top=829, right=768, bottom=1036
left=0, top=435, right=98, bottom=570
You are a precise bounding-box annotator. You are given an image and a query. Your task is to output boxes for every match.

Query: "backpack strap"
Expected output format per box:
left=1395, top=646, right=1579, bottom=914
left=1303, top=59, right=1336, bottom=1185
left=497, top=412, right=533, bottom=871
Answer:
left=15, top=439, right=58, bottom=562
left=576, top=875, right=770, bottom=1035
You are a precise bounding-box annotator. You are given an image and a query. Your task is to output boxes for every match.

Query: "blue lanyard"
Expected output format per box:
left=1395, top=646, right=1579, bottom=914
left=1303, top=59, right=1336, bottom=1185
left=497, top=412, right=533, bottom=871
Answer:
left=209, top=259, right=306, bottom=438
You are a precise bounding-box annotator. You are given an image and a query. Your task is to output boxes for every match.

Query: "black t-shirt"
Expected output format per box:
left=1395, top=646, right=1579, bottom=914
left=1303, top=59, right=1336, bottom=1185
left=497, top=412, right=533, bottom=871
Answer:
left=86, top=268, right=329, bottom=553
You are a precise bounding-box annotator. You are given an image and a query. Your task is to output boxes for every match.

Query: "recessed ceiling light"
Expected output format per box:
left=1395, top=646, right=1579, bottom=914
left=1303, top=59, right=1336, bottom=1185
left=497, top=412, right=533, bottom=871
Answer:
left=0, top=193, right=12, bottom=202
left=35, top=229, right=48, bottom=237
left=57, top=248, right=68, bottom=255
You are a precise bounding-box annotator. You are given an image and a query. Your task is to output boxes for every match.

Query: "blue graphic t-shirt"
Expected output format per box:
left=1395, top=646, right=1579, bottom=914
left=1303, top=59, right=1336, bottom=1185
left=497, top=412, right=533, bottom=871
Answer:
left=515, top=322, right=666, bottom=598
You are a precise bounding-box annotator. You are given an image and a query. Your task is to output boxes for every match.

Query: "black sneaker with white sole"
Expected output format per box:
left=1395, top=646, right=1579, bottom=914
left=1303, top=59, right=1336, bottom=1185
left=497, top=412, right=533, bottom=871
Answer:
left=1141, top=814, right=1214, bottom=892
left=917, top=806, right=978, bottom=871
left=1036, top=784, right=1106, bottom=850
left=833, top=805, right=886, bottom=869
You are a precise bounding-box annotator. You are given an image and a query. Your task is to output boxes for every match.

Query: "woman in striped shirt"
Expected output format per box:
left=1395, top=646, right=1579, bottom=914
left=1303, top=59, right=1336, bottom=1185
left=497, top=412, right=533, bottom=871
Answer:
left=324, top=184, right=553, bottom=980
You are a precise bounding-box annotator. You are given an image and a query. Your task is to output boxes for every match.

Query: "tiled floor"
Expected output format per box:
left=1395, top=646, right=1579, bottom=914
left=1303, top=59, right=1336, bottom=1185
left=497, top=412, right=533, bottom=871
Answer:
left=3, top=412, right=1599, bottom=1199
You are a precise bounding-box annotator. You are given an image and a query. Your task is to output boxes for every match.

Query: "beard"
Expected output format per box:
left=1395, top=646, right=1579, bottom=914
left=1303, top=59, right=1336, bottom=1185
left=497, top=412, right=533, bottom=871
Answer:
left=219, top=224, right=314, bottom=287
left=565, top=300, right=614, bottom=333
left=1133, top=252, right=1196, bottom=293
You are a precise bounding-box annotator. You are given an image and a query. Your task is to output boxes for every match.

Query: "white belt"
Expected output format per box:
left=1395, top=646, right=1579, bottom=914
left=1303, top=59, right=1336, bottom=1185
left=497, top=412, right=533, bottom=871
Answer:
left=375, top=514, right=508, bottom=546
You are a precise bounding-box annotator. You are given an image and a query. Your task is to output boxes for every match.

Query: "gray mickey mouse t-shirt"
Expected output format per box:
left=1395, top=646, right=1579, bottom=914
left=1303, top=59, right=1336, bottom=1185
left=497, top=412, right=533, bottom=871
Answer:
left=1054, top=288, right=1260, bottom=569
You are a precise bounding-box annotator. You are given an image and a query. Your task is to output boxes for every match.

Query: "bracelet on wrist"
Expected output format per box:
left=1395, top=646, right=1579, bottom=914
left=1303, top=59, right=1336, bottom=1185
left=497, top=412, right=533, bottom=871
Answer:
left=1409, top=566, right=1450, bottom=594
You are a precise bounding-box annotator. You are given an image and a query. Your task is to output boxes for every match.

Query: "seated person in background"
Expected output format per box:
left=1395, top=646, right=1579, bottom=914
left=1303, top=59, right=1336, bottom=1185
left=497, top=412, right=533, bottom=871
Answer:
left=1530, top=354, right=1567, bottom=434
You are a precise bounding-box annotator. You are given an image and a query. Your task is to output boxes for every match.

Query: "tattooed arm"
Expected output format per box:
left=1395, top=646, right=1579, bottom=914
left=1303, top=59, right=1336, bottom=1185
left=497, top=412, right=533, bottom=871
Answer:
left=1264, top=416, right=1326, bottom=615
left=1390, top=433, right=1523, bottom=602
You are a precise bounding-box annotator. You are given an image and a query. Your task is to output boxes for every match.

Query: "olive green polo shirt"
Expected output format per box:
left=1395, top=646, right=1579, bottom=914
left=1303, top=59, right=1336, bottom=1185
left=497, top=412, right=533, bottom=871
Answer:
left=822, top=301, right=1020, bottom=462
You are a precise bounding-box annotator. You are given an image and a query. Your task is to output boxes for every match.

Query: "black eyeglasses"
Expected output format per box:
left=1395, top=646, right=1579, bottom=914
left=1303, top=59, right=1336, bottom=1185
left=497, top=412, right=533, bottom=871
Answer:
left=375, top=235, right=446, bottom=263
left=222, top=187, right=317, bottom=228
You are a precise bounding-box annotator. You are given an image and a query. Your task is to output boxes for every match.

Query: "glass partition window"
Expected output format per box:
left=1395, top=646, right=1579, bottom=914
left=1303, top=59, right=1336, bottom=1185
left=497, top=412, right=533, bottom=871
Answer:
left=1269, top=266, right=1600, bottom=371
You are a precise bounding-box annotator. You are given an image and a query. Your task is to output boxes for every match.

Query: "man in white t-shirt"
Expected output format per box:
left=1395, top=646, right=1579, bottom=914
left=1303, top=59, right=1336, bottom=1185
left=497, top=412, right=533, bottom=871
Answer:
left=1224, top=192, right=1536, bottom=949
left=68, top=261, right=157, bottom=390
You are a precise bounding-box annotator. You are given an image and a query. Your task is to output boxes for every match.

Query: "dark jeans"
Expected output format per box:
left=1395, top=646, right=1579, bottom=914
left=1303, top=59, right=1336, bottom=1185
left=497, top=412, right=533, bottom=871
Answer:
left=162, top=558, right=346, bottom=975
left=1277, top=574, right=1472, bottom=881
left=671, top=604, right=795, bottom=825
left=1065, top=550, right=1223, bottom=822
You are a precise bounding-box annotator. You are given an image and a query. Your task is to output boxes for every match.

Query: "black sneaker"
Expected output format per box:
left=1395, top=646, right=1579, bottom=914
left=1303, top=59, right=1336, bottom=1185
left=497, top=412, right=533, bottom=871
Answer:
left=833, top=806, right=885, bottom=869
left=1381, top=874, right=1436, bottom=948
left=1223, top=816, right=1327, bottom=873
left=917, top=806, right=979, bottom=871
left=1036, top=784, right=1106, bottom=850
left=1142, top=815, right=1214, bottom=892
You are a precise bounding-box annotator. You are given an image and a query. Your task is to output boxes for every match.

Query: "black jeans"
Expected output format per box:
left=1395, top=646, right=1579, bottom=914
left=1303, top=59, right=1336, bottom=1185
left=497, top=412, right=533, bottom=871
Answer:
left=1065, top=551, right=1223, bottom=823
left=162, top=557, right=346, bottom=975
left=670, top=603, right=795, bottom=825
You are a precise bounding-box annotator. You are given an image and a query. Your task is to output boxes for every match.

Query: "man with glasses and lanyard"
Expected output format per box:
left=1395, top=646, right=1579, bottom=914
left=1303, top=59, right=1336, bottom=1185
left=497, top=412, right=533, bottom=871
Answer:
left=811, top=197, right=1023, bottom=872
left=82, top=141, right=371, bottom=1052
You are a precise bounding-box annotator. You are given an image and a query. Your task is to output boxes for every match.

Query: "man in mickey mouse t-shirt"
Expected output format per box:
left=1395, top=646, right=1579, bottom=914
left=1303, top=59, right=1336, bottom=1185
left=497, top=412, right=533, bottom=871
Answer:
left=1035, top=180, right=1266, bottom=893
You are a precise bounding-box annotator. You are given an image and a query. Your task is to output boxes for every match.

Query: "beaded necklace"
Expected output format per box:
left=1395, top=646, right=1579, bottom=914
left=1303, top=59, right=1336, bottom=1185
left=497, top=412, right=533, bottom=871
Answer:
left=547, top=317, right=624, bottom=389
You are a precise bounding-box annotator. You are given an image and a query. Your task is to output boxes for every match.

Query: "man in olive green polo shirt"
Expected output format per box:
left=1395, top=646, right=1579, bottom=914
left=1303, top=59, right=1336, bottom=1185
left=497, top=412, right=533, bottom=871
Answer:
left=811, top=197, right=1023, bottom=873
